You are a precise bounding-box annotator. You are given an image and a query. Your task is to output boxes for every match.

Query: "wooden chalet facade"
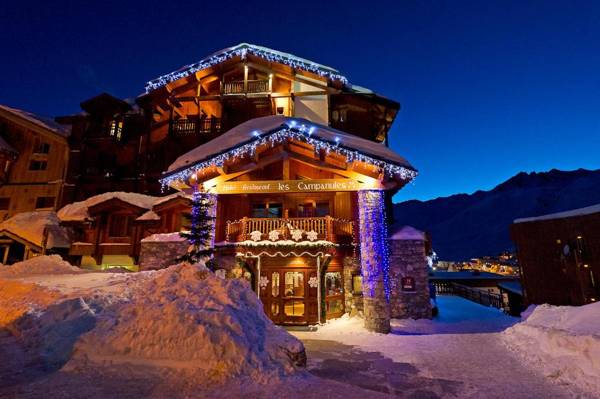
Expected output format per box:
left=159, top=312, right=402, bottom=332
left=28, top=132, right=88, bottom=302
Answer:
left=58, top=192, right=190, bottom=269
left=0, top=105, right=70, bottom=219
left=56, top=43, right=399, bottom=199
left=512, top=204, right=600, bottom=306
left=140, top=44, right=417, bottom=328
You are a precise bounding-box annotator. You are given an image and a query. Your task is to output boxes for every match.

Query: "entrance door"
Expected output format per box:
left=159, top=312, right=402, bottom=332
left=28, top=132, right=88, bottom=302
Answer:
left=262, top=267, right=318, bottom=325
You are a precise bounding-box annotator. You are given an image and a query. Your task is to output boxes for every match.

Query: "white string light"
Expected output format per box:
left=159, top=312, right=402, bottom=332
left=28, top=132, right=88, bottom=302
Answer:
left=160, top=123, right=418, bottom=190
left=145, top=43, right=348, bottom=93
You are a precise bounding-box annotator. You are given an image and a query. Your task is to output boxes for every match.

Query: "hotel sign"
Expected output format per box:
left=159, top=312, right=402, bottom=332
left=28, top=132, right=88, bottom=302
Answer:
left=210, top=179, right=383, bottom=194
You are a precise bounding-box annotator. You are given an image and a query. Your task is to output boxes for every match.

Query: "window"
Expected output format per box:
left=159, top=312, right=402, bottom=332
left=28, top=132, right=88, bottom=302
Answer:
left=271, top=272, right=280, bottom=297
left=109, top=120, right=123, bottom=140
left=284, top=300, right=305, bottom=316
left=252, top=202, right=282, bottom=218
left=315, top=202, right=330, bottom=217
left=298, top=203, right=315, bottom=217
left=352, top=275, right=363, bottom=294
left=29, top=160, right=47, bottom=171
left=0, top=198, right=9, bottom=211
left=284, top=272, right=304, bottom=297
left=108, top=215, right=133, bottom=237
left=33, top=140, right=51, bottom=154
left=35, top=196, right=55, bottom=209
left=252, top=203, right=267, bottom=218
left=325, top=272, right=343, bottom=296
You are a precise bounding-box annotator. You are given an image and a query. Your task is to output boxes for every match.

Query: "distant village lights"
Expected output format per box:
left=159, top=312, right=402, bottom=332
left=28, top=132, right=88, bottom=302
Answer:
left=160, top=123, right=418, bottom=190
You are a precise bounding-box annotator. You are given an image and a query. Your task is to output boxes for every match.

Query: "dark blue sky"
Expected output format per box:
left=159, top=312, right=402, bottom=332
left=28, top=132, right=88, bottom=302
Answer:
left=1, top=0, right=599, bottom=202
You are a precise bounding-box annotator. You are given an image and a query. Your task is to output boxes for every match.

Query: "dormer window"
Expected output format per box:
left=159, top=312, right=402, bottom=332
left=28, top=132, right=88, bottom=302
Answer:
left=109, top=119, right=123, bottom=140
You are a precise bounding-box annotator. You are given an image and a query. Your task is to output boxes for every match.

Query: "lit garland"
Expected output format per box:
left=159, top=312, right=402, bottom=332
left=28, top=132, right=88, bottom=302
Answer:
left=145, top=43, right=348, bottom=93
left=358, top=190, right=391, bottom=302
left=160, top=123, right=418, bottom=189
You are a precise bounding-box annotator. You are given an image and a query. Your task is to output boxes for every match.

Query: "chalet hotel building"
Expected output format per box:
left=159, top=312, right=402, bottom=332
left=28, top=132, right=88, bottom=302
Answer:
left=0, top=44, right=431, bottom=331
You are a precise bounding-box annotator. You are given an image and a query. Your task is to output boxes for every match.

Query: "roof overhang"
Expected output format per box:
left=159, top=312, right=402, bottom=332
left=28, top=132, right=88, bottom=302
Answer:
left=144, top=43, right=348, bottom=94
left=160, top=116, right=417, bottom=191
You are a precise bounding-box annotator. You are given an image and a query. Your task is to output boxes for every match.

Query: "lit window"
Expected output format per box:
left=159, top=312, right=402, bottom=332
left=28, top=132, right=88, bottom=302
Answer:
left=284, top=272, right=304, bottom=297
left=325, top=272, right=343, bottom=296
left=352, top=275, right=363, bottom=294
left=272, top=272, right=280, bottom=297
left=109, top=120, right=123, bottom=140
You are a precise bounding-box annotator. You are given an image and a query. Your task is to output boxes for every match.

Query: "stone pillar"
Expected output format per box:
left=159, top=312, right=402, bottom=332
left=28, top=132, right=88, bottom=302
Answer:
left=388, top=226, right=432, bottom=319
left=357, top=190, right=391, bottom=333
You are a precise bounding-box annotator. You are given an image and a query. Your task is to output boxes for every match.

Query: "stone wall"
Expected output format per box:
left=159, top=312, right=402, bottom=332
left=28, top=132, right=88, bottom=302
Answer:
left=343, top=256, right=363, bottom=316
left=139, top=240, right=189, bottom=271
left=388, top=235, right=432, bottom=319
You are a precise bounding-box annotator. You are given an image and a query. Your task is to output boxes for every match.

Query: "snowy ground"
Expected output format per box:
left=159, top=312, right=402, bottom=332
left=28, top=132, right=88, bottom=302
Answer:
left=293, top=297, right=593, bottom=398
left=1, top=260, right=597, bottom=398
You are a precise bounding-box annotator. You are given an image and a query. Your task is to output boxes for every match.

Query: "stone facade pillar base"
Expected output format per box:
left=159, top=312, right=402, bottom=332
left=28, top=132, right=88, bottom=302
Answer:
left=363, top=297, right=391, bottom=334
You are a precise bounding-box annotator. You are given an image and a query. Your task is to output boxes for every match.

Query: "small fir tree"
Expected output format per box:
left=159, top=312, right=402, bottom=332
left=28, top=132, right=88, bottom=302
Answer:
left=179, top=191, right=216, bottom=269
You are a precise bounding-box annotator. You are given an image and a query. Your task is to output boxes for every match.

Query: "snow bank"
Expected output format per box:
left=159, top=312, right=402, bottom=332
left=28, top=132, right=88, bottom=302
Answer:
left=141, top=232, right=186, bottom=242
left=0, top=278, right=63, bottom=330
left=0, top=255, right=83, bottom=277
left=503, top=302, right=600, bottom=395
left=69, top=263, right=305, bottom=381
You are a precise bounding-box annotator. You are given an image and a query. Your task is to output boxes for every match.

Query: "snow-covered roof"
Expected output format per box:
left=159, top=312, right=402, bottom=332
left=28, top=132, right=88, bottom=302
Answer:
left=389, top=225, right=426, bottom=241
left=152, top=192, right=190, bottom=207
left=514, top=203, right=600, bottom=224
left=144, top=43, right=348, bottom=93
left=0, top=105, right=70, bottom=138
left=141, top=232, right=186, bottom=242
left=58, top=192, right=191, bottom=222
left=162, top=116, right=417, bottom=186
left=136, top=210, right=160, bottom=221
left=0, top=211, right=71, bottom=249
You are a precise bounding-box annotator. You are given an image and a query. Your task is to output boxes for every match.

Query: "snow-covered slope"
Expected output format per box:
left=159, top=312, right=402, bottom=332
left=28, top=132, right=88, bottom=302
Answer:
left=394, top=168, right=600, bottom=260
left=503, top=303, right=600, bottom=395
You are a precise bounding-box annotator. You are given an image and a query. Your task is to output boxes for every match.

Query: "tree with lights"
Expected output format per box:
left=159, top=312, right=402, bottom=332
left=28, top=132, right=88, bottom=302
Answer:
left=179, top=190, right=217, bottom=270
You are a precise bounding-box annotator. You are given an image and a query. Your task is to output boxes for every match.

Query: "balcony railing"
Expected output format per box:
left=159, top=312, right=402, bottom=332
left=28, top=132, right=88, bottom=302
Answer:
left=170, top=117, right=222, bottom=136
left=222, top=79, right=270, bottom=95
left=226, top=216, right=354, bottom=244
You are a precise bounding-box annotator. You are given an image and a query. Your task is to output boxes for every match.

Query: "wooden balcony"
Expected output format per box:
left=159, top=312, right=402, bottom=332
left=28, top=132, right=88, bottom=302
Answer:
left=170, top=117, right=222, bottom=136
left=226, top=216, right=354, bottom=244
left=222, top=79, right=270, bottom=95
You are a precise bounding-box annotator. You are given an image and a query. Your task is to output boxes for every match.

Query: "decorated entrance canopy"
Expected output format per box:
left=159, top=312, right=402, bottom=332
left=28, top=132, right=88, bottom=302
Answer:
left=144, top=43, right=348, bottom=93
left=161, top=116, right=417, bottom=190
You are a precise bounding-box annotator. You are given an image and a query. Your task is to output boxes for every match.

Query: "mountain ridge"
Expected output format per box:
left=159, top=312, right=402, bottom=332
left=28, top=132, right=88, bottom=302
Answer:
left=393, top=168, right=600, bottom=260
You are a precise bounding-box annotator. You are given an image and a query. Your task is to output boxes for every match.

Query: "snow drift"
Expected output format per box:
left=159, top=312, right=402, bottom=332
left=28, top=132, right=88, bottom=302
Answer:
left=503, top=303, right=600, bottom=395
left=70, top=263, right=305, bottom=381
left=0, top=255, right=83, bottom=277
left=0, top=259, right=306, bottom=382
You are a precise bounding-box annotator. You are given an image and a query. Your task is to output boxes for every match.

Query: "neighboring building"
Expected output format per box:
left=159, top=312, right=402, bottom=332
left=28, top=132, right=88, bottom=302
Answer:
left=0, top=105, right=70, bottom=219
left=58, top=192, right=189, bottom=269
left=0, top=211, right=71, bottom=264
left=512, top=204, right=600, bottom=306
left=56, top=93, right=151, bottom=202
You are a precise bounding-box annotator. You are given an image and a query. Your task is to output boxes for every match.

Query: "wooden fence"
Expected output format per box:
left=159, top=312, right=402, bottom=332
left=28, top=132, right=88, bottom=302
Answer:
left=433, top=282, right=505, bottom=310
